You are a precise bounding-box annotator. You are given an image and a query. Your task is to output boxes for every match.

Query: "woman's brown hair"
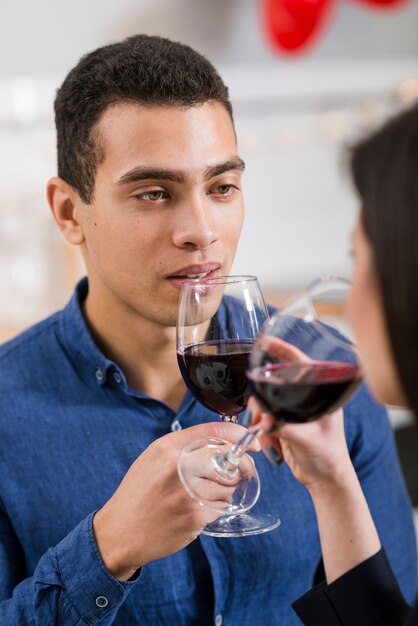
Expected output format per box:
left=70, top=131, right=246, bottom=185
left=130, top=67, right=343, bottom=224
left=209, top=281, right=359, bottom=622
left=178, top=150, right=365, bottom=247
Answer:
left=350, top=101, right=418, bottom=415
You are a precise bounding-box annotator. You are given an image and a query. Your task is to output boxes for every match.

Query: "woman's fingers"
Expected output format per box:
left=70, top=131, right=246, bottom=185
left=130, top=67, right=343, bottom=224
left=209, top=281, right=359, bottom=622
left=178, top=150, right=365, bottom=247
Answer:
left=261, top=336, right=312, bottom=363
left=248, top=409, right=283, bottom=466
left=258, top=431, right=284, bottom=466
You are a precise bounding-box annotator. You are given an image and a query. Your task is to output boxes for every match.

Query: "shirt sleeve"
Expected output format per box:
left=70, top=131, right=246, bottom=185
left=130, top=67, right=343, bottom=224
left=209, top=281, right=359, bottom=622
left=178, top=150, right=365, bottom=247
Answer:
left=292, top=549, right=411, bottom=626
left=0, top=512, right=140, bottom=625
left=344, top=385, right=417, bottom=603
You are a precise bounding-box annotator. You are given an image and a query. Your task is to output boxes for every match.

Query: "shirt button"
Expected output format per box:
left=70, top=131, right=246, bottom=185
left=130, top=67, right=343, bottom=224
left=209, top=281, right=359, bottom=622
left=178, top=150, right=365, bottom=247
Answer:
left=95, top=595, right=109, bottom=608
left=215, top=614, right=223, bottom=626
left=95, top=368, right=104, bottom=382
left=171, top=419, right=182, bottom=432
left=113, top=372, right=122, bottom=384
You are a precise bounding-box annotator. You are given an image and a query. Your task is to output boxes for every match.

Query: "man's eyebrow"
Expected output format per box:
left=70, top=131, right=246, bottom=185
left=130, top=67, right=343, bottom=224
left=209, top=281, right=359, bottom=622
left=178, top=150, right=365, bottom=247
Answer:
left=115, top=158, right=246, bottom=187
left=206, top=158, right=246, bottom=179
left=116, top=167, right=186, bottom=186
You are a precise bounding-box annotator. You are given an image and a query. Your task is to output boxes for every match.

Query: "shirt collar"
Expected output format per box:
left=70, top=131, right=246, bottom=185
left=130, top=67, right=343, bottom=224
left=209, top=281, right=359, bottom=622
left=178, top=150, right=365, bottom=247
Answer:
left=57, top=277, right=123, bottom=387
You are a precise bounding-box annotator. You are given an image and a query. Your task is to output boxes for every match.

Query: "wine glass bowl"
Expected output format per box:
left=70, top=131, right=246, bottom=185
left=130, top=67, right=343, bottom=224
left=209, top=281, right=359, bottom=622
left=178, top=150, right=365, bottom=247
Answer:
left=177, top=339, right=254, bottom=422
left=177, top=275, right=269, bottom=423
left=248, top=276, right=362, bottom=424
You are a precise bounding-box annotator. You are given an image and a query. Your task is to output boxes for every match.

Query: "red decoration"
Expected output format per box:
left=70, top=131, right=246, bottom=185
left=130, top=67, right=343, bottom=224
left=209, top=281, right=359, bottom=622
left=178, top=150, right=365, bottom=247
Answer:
left=263, top=0, right=335, bottom=52
left=352, top=0, right=408, bottom=6
left=263, top=0, right=411, bottom=55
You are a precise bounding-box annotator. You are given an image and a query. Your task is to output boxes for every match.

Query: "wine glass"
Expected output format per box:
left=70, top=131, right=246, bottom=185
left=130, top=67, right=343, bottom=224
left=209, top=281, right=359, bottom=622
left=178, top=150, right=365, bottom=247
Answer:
left=247, top=275, right=362, bottom=424
left=176, top=275, right=281, bottom=536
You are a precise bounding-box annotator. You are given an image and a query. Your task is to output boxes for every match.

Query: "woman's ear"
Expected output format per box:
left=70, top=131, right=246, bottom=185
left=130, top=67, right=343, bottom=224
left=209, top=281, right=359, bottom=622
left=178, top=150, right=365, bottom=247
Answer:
left=47, top=177, right=86, bottom=245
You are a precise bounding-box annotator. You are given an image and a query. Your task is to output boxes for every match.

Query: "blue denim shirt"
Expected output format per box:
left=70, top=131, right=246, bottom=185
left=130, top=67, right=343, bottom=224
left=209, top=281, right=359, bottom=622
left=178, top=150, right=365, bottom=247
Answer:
left=0, top=278, right=416, bottom=626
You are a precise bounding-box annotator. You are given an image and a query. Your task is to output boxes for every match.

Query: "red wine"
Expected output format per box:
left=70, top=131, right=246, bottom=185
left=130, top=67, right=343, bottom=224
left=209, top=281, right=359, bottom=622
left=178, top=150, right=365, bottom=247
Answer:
left=248, top=361, right=361, bottom=423
left=177, top=340, right=254, bottom=416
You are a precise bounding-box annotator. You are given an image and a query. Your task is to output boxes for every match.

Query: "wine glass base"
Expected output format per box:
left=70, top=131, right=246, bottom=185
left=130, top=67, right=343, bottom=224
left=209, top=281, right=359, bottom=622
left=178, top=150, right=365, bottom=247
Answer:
left=201, top=513, right=281, bottom=537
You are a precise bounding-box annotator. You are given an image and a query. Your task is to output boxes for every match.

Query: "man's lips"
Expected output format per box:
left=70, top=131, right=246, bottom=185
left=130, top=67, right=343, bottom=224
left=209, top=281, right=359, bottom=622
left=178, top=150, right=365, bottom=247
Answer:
left=167, top=263, right=221, bottom=281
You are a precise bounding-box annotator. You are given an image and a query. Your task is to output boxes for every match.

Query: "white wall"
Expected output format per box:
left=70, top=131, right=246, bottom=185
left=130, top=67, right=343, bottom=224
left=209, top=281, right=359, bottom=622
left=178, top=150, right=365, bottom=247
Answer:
left=226, top=58, right=418, bottom=290
left=1, top=0, right=418, bottom=75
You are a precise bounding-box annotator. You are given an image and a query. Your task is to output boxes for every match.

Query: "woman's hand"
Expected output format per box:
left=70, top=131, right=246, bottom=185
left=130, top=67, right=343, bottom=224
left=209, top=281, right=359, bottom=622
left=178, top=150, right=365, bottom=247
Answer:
left=249, top=336, right=381, bottom=584
left=251, top=401, right=382, bottom=585
left=248, top=336, right=353, bottom=491
left=249, top=400, right=353, bottom=491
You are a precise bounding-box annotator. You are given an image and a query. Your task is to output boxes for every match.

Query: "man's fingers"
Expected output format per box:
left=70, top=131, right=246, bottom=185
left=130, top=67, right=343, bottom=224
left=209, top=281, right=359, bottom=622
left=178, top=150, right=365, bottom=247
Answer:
left=181, top=445, right=257, bottom=486
left=188, top=476, right=236, bottom=504
left=188, top=474, right=257, bottom=509
left=174, top=421, right=261, bottom=452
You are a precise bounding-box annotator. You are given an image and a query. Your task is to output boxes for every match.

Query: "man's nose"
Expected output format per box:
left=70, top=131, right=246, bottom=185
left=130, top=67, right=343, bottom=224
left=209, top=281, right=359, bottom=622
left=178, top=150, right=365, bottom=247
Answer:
left=173, top=201, right=219, bottom=250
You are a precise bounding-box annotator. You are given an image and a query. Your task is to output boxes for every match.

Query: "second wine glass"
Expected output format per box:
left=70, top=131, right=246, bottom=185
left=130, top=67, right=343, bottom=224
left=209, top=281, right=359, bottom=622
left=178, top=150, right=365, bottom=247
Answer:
left=247, top=276, right=362, bottom=424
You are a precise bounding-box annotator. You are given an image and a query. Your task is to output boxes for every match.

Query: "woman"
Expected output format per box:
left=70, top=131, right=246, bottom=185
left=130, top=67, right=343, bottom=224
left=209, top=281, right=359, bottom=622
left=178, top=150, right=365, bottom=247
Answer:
left=250, top=101, right=418, bottom=625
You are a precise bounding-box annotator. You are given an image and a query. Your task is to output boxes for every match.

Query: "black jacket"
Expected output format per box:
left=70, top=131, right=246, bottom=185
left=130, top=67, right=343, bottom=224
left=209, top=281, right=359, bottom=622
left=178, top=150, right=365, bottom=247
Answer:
left=293, top=549, right=418, bottom=625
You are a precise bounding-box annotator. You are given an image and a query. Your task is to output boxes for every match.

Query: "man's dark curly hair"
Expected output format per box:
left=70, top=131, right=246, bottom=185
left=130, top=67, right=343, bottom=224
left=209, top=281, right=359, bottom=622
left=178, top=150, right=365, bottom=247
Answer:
left=54, top=34, right=233, bottom=203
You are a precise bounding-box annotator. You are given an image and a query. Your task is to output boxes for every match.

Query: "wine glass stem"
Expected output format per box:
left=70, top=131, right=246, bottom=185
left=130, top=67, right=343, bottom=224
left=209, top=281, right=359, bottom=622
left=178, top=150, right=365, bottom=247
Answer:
left=213, top=428, right=262, bottom=477
left=221, top=415, right=239, bottom=424
left=230, top=428, right=262, bottom=459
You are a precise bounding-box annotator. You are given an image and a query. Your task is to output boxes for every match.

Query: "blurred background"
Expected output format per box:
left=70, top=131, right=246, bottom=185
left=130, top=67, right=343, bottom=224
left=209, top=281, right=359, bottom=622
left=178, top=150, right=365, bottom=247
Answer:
left=0, top=0, right=417, bottom=512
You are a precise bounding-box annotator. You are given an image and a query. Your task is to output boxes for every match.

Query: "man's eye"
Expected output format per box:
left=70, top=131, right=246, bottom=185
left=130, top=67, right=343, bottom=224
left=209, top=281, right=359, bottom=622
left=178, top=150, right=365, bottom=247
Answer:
left=137, top=190, right=167, bottom=201
left=215, top=184, right=234, bottom=195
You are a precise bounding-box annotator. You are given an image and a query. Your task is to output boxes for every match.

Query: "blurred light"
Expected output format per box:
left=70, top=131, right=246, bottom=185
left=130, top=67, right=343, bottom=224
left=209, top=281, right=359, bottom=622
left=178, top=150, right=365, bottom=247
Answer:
left=319, top=110, right=347, bottom=140
left=10, top=257, right=37, bottom=291
left=398, top=78, right=418, bottom=103
left=11, top=78, right=38, bottom=126
left=272, top=123, right=302, bottom=149
left=359, top=101, right=388, bottom=125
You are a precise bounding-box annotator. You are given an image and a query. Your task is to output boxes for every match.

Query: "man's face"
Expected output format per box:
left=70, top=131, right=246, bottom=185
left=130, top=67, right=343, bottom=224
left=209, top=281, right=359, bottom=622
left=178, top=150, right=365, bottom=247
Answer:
left=75, top=101, right=245, bottom=328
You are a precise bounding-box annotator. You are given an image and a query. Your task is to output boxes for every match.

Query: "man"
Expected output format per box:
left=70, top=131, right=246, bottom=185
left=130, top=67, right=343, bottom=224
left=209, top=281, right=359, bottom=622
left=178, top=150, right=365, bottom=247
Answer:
left=0, top=35, right=416, bottom=625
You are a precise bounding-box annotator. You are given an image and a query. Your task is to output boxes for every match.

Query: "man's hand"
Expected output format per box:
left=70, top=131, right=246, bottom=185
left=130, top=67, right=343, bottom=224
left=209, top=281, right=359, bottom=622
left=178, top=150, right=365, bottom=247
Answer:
left=93, top=421, right=260, bottom=580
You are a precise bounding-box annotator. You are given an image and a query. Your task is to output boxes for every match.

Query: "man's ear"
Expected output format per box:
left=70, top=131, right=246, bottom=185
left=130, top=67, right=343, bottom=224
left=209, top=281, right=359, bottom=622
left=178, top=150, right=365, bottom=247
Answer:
left=47, top=177, right=86, bottom=245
